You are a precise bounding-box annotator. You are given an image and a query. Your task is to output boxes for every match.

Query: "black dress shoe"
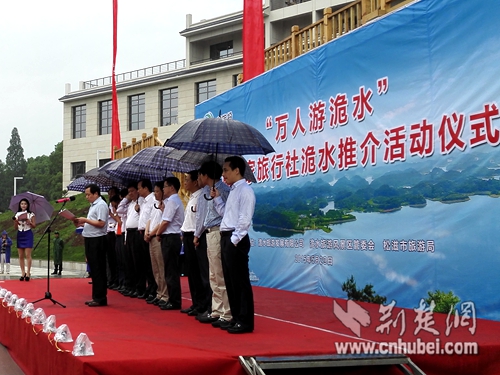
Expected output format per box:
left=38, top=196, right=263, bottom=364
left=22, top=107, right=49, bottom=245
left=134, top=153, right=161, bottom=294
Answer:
left=180, top=306, right=195, bottom=314
left=195, top=311, right=209, bottom=321
left=211, top=318, right=230, bottom=328
left=219, top=320, right=236, bottom=330
left=157, top=299, right=169, bottom=308
left=88, top=301, right=107, bottom=307
left=198, top=314, right=220, bottom=323
left=227, top=323, right=253, bottom=334
left=160, top=302, right=181, bottom=310
left=137, top=292, right=148, bottom=299
left=147, top=297, right=159, bottom=305
left=187, top=309, right=200, bottom=316
left=146, top=295, right=156, bottom=302
left=84, top=300, right=94, bottom=305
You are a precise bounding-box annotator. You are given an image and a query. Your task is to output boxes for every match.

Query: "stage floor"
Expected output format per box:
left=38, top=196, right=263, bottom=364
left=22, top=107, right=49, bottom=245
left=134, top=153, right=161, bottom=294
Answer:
left=0, top=277, right=499, bottom=375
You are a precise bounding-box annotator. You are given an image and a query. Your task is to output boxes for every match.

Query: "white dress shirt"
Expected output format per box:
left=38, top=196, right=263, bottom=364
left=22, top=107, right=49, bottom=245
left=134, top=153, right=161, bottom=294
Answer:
left=138, top=192, right=155, bottom=231
left=214, top=179, right=255, bottom=245
left=160, top=194, right=184, bottom=234
left=181, top=189, right=202, bottom=233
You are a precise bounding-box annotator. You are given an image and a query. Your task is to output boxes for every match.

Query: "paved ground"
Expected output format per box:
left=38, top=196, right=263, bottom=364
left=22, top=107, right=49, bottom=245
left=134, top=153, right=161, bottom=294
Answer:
left=0, top=263, right=84, bottom=281
left=0, top=263, right=86, bottom=375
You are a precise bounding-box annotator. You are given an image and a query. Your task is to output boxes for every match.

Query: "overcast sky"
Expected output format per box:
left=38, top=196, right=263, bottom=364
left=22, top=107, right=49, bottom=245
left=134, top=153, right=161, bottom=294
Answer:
left=0, top=0, right=242, bottom=161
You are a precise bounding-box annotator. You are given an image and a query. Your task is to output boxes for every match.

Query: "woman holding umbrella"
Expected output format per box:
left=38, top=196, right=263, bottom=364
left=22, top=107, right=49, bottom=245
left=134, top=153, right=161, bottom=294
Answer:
left=13, top=198, right=36, bottom=281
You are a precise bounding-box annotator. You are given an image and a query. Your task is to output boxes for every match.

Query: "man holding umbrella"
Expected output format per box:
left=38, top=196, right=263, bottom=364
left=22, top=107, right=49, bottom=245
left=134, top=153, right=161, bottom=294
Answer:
left=74, top=184, right=109, bottom=307
left=213, top=156, right=256, bottom=334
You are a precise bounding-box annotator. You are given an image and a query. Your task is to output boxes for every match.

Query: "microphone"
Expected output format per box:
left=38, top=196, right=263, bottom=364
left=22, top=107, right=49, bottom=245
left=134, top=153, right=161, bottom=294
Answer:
left=55, top=196, right=76, bottom=203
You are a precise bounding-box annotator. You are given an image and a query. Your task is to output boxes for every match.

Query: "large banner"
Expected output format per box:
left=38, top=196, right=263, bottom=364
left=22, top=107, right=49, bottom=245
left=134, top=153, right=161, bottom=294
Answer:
left=196, top=0, right=500, bottom=320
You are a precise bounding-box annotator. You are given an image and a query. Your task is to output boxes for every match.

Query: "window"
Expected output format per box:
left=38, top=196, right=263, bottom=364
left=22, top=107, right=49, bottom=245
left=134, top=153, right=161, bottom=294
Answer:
left=99, top=100, right=112, bottom=135
left=99, top=158, right=111, bottom=168
left=71, top=161, right=86, bottom=179
left=160, top=88, right=178, bottom=126
left=197, top=80, right=216, bottom=104
left=129, top=94, right=145, bottom=130
left=210, top=40, right=233, bottom=60
left=72, top=105, right=86, bottom=139
left=233, top=74, right=241, bottom=87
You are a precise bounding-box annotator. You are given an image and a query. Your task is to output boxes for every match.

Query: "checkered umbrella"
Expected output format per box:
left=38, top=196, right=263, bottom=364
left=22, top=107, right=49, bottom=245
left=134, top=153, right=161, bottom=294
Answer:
left=67, top=176, right=124, bottom=193
left=125, top=146, right=198, bottom=173
left=163, top=117, right=275, bottom=156
left=100, top=157, right=172, bottom=184
left=82, top=168, right=124, bottom=188
left=167, top=149, right=257, bottom=183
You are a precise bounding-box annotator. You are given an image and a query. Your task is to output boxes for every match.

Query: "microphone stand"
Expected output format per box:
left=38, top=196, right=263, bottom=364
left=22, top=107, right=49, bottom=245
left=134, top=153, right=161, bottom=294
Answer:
left=31, top=201, right=67, bottom=308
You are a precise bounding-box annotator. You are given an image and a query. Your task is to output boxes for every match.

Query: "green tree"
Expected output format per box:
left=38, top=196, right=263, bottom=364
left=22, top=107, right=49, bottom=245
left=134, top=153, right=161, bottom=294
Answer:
left=19, top=142, right=63, bottom=201
left=424, top=290, right=460, bottom=314
left=341, top=275, right=387, bottom=304
left=6, top=127, right=27, bottom=176
left=0, top=160, right=10, bottom=211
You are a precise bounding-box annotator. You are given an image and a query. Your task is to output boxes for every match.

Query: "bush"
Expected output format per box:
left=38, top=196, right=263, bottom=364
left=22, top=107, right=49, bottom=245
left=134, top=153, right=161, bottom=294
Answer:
left=424, top=290, right=460, bottom=314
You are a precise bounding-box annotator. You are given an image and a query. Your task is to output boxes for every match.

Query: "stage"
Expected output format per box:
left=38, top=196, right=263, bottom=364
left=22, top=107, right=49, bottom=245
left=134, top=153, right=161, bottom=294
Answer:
left=0, top=277, right=499, bottom=375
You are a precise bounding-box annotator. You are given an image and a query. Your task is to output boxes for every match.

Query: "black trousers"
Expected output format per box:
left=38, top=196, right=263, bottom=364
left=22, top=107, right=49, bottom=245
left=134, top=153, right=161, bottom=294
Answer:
left=84, top=235, right=108, bottom=304
left=221, top=233, right=254, bottom=329
left=106, top=231, right=118, bottom=285
left=183, top=232, right=210, bottom=312
left=115, top=234, right=126, bottom=287
left=161, top=234, right=182, bottom=307
left=125, top=229, right=139, bottom=291
left=138, top=231, right=157, bottom=296
left=196, top=232, right=211, bottom=312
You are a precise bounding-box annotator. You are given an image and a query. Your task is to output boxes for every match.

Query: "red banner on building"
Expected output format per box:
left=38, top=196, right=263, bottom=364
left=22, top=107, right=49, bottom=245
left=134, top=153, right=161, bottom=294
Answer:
left=243, top=0, right=264, bottom=82
left=111, top=0, right=121, bottom=159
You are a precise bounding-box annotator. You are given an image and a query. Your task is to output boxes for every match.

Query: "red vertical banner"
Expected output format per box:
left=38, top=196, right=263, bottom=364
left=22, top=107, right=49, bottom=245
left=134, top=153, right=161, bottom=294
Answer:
left=243, top=0, right=264, bottom=82
left=111, top=0, right=121, bottom=159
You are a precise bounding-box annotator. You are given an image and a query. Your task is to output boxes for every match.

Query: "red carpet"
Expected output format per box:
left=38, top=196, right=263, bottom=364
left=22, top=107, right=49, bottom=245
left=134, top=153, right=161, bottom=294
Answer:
left=0, top=277, right=499, bottom=375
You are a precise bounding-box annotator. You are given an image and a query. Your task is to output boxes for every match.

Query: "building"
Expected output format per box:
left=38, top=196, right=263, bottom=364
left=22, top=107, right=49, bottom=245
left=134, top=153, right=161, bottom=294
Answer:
left=59, top=0, right=351, bottom=189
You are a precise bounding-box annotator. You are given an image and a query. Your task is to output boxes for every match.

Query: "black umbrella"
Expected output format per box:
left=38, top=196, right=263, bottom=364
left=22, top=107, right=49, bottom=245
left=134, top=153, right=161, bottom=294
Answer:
left=164, top=117, right=275, bottom=156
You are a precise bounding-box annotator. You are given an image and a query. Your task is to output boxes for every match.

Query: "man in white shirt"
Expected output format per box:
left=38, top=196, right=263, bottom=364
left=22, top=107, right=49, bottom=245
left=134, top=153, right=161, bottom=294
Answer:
left=116, top=182, right=141, bottom=297
left=195, top=161, right=231, bottom=327
left=155, top=177, right=185, bottom=310
left=106, top=186, right=120, bottom=289
left=145, top=181, right=169, bottom=307
left=180, top=170, right=208, bottom=317
left=137, top=179, right=157, bottom=300
left=74, top=184, right=109, bottom=307
left=213, top=156, right=256, bottom=333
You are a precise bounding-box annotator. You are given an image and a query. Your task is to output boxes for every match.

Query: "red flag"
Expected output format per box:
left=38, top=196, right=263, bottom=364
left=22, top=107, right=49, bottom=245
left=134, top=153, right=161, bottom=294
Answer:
left=111, top=0, right=121, bottom=159
left=243, top=0, right=264, bottom=82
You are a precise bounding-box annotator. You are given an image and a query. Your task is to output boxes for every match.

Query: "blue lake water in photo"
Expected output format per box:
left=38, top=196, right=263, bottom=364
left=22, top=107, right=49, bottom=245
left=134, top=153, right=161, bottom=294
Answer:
left=249, top=195, right=500, bottom=321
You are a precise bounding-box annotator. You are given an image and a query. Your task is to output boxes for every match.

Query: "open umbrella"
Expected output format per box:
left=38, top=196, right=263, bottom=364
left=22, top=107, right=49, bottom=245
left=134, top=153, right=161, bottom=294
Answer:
left=67, top=177, right=124, bottom=193
left=9, top=192, right=54, bottom=224
left=167, top=149, right=257, bottom=183
left=99, top=157, right=173, bottom=184
left=163, top=117, right=275, bottom=155
left=124, top=146, right=198, bottom=173
left=82, top=168, right=124, bottom=188
left=125, top=146, right=257, bottom=183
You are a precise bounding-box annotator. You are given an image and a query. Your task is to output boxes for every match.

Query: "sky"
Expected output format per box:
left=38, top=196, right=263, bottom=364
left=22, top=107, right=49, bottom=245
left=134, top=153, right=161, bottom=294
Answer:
left=0, top=0, right=242, bottom=161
